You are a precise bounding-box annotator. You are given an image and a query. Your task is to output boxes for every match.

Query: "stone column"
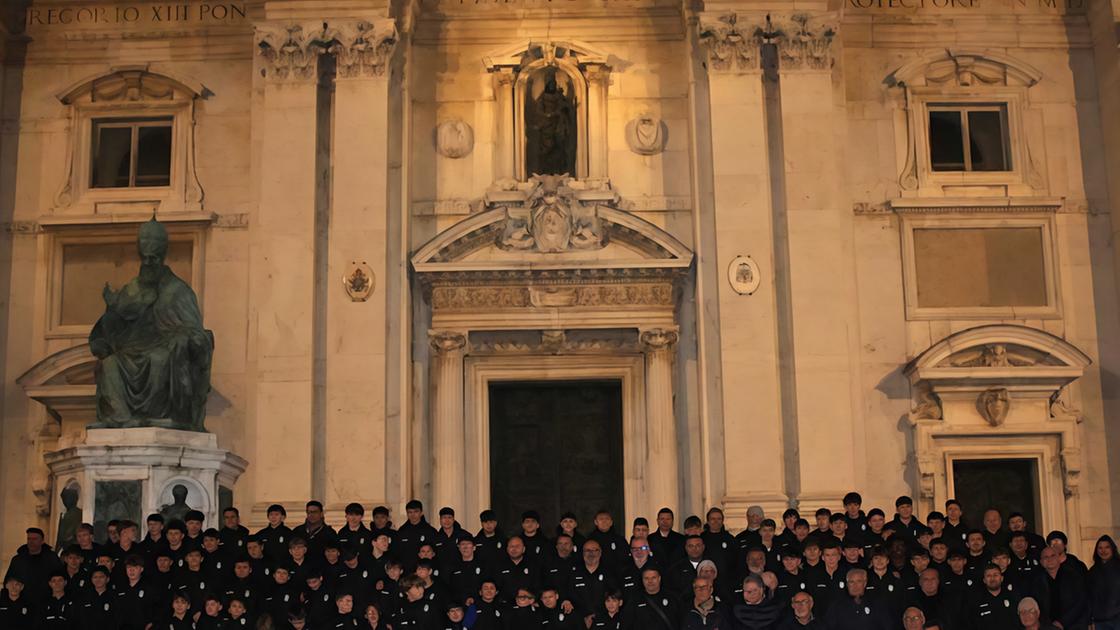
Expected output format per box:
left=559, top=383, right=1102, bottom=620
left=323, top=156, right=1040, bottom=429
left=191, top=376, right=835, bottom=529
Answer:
left=770, top=14, right=861, bottom=504
left=429, top=331, right=467, bottom=512
left=493, top=69, right=516, bottom=181
left=585, top=63, right=610, bottom=179
left=695, top=12, right=790, bottom=522
left=323, top=19, right=398, bottom=508
left=641, top=328, right=680, bottom=516
left=249, top=21, right=328, bottom=502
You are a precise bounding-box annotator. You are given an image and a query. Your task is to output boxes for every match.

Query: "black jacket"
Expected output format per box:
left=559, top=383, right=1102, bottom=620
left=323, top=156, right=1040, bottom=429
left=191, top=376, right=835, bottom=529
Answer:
left=4, top=544, right=63, bottom=604
left=1026, top=565, right=1089, bottom=630
left=1090, top=559, right=1120, bottom=622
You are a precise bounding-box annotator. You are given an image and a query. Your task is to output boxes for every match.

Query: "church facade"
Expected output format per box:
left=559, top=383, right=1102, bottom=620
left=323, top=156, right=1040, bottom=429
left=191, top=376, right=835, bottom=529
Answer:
left=2, top=0, right=1120, bottom=555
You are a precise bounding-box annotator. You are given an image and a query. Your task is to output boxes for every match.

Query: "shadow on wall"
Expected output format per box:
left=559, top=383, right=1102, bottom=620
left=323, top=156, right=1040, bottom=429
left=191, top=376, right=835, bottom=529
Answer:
left=1067, top=6, right=1120, bottom=530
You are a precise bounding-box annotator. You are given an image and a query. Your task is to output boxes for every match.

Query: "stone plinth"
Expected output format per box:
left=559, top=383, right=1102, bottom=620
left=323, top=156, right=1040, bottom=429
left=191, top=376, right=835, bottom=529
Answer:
left=43, top=428, right=247, bottom=541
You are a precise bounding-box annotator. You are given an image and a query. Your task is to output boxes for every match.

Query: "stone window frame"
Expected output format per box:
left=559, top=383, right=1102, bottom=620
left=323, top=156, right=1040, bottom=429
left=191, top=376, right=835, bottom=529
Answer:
left=44, top=223, right=206, bottom=339
left=52, top=65, right=207, bottom=216
left=892, top=50, right=1047, bottom=198
left=898, top=213, right=1061, bottom=321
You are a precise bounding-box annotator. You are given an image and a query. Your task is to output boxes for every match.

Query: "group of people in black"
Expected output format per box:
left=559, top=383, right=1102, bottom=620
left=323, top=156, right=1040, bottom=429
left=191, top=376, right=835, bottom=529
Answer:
left=3, top=492, right=1120, bottom=630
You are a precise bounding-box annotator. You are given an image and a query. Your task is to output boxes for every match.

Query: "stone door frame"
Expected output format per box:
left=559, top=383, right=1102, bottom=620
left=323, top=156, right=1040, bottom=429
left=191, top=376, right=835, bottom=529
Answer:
left=462, top=352, right=647, bottom=531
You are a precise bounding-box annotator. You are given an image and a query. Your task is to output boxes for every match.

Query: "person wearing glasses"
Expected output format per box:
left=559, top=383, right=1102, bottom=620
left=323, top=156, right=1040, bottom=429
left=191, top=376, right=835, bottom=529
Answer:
left=502, top=587, right=542, bottom=629
left=900, top=606, right=926, bottom=630
left=1018, top=596, right=1061, bottom=630
left=681, top=577, right=731, bottom=629
left=778, top=591, right=824, bottom=629
left=619, top=537, right=655, bottom=601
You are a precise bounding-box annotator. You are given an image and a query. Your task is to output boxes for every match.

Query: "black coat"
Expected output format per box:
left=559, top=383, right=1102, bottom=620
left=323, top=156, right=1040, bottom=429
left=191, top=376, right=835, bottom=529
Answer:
left=1025, top=565, right=1089, bottom=630
left=1090, top=559, right=1120, bottom=622
left=4, top=544, right=63, bottom=604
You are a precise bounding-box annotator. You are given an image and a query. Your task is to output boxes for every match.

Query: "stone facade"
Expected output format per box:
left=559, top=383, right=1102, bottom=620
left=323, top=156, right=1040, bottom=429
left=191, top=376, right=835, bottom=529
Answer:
left=2, top=0, right=1120, bottom=563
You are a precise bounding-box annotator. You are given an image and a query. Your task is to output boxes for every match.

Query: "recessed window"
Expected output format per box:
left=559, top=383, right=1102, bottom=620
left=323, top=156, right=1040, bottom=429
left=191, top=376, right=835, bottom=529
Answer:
left=90, top=118, right=173, bottom=188
left=928, top=105, right=1010, bottom=172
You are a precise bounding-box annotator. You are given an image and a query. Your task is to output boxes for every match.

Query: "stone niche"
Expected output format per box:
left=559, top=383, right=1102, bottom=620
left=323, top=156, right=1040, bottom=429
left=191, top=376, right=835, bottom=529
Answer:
left=19, top=344, right=246, bottom=543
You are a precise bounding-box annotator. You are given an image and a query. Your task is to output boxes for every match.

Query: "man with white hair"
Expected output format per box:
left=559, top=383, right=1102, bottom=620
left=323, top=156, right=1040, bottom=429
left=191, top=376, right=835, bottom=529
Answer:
left=1018, top=596, right=1061, bottom=630
left=735, top=506, right=766, bottom=553
left=901, top=606, right=925, bottom=630
left=824, top=568, right=892, bottom=630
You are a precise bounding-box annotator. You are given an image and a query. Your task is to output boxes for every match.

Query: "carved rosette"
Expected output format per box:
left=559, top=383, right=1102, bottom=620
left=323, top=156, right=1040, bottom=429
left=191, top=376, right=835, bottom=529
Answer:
left=255, top=22, right=334, bottom=81
left=640, top=328, right=679, bottom=353
left=429, top=331, right=467, bottom=355
left=768, top=14, right=838, bottom=72
left=331, top=20, right=398, bottom=79
left=698, top=13, right=765, bottom=73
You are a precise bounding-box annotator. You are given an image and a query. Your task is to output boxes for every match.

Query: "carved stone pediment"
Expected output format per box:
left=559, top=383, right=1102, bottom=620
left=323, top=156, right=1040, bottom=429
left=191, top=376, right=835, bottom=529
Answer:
left=56, top=65, right=207, bottom=105
left=412, top=178, right=692, bottom=275
left=412, top=185, right=693, bottom=329
left=18, top=345, right=98, bottom=424
left=487, top=175, right=611, bottom=253
left=904, top=324, right=1091, bottom=413
left=890, top=49, right=1043, bottom=89
left=936, top=343, right=1065, bottom=368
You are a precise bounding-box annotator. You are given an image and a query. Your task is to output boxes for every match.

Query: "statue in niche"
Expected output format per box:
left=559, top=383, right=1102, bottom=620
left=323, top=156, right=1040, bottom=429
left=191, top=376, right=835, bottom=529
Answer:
left=55, top=482, right=82, bottom=549
left=159, top=484, right=194, bottom=523
left=526, top=72, right=577, bottom=176
left=89, top=217, right=214, bottom=431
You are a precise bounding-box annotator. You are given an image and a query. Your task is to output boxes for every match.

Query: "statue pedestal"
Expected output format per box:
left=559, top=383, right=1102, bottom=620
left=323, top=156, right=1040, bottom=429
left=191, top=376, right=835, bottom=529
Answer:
left=44, top=427, right=247, bottom=542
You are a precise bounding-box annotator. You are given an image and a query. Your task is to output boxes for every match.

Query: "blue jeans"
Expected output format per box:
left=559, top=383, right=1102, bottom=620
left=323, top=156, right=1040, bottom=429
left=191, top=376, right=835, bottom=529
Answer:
left=1096, top=620, right=1120, bottom=630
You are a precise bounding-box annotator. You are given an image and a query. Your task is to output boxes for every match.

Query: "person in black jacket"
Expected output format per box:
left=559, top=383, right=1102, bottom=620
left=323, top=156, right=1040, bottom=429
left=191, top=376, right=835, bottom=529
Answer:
left=627, top=566, right=678, bottom=630
left=681, top=577, right=732, bottom=630
left=396, top=500, right=439, bottom=572
left=1090, top=535, right=1120, bottom=630
left=4, top=527, right=63, bottom=606
left=41, top=569, right=74, bottom=630
left=255, top=504, right=293, bottom=564
left=962, top=564, right=1019, bottom=630
left=728, top=574, right=782, bottom=630
left=220, top=507, right=251, bottom=553
left=824, top=568, right=893, bottom=630
left=1026, top=546, right=1088, bottom=630
left=77, top=566, right=115, bottom=630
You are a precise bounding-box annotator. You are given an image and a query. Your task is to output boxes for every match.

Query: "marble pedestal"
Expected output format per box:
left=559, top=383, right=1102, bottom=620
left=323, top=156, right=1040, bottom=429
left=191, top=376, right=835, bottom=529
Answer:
left=43, top=428, right=247, bottom=542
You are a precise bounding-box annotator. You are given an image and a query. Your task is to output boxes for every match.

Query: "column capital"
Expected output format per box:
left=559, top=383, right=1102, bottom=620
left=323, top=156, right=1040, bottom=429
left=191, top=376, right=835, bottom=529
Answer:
left=493, top=67, right=517, bottom=87
left=698, top=12, right=766, bottom=74
left=255, top=21, right=332, bottom=82
left=429, top=330, right=467, bottom=355
left=640, top=327, right=679, bottom=352
left=697, top=12, right=838, bottom=74
left=584, top=63, right=611, bottom=85
left=767, top=13, right=838, bottom=73
left=331, top=19, right=398, bottom=80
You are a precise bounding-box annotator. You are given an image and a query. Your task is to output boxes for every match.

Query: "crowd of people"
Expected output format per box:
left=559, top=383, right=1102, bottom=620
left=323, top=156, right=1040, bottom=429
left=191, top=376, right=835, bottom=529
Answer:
left=2, top=492, right=1119, bottom=630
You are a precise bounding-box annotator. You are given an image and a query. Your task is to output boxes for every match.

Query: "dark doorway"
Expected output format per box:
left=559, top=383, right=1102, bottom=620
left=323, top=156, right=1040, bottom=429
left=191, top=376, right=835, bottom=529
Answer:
left=952, top=458, right=1042, bottom=530
left=489, top=380, right=624, bottom=534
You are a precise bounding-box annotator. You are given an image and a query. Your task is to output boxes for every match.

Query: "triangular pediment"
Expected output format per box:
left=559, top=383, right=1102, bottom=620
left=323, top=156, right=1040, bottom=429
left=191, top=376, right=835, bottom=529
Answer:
left=411, top=178, right=693, bottom=281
